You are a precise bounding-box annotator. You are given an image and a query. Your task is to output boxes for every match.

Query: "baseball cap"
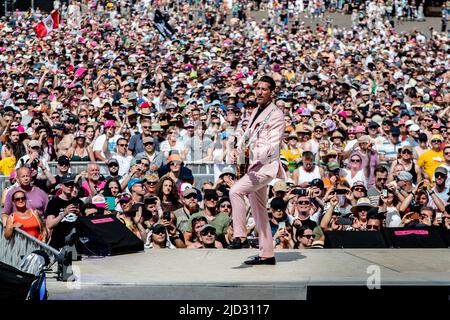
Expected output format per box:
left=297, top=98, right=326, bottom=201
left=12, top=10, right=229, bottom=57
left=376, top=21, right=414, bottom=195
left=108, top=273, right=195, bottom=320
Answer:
left=357, top=135, right=371, bottom=144
left=368, top=121, right=380, bottom=129
left=397, top=171, right=413, bottom=181
left=408, top=124, right=420, bottom=132
left=351, top=181, right=367, bottom=190
left=58, top=155, right=71, bottom=166
left=327, top=162, right=340, bottom=172
left=128, top=178, right=145, bottom=191
left=104, top=120, right=116, bottom=128
left=431, top=134, right=443, bottom=141
left=142, top=136, right=154, bottom=144
left=199, top=224, right=216, bottom=234
left=390, top=127, right=401, bottom=135
left=91, top=194, right=107, bottom=208
left=60, top=174, right=76, bottom=185
left=152, top=223, right=166, bottom=234
left=107, top=158, right=119, bottom=166
left=273, top=180, right=289, bottom=192
left=270, top=197, right=287, bottom=210
left=29, top=140, right=41, bottom=148
left=183, top=188, right=197, bottom=198
left=435, top=167, right=448, bottom=176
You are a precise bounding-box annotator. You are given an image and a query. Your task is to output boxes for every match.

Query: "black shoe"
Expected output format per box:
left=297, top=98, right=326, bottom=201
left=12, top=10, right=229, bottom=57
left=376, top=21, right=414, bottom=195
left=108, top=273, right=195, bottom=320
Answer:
left=244, top=256, right=276, bottom=265
left=228, top=238, right=249, bottom=249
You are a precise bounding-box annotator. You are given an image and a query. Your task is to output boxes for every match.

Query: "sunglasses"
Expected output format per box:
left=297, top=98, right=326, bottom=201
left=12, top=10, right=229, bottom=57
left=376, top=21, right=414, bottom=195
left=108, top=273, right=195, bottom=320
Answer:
left=302, top=234, right=314, bottom=239
left=366, top=225, right=380, bottom=230
left=435, top=173, right=447, bottom=179
left=402, top=150, right=412, bottom=154
left=297, top=200, right=310, bottom=205
left=146, top=180, right=158, bottom=185
left=377, top=177, right=387, bottom=182
left=205, top=196, right=218, bottom=201
left=200, top=230, right=216, bottom=236
left=142, top=126, right=151, bottom=129
left=220, top=204, right=231, bottom=208
left=353, top=187, right=365, bottom=192
left=108, top=163, right=119, bottom=167
left=13, top=196, right=26, bottom=202
left=444, top=152, right=450, bottom=155
left=350, top=159, right=361, bottom=163
left=144, top=142, right=154, bottom=146
left=185, top=194, right=197, bottom=199
left=431, top=140, right=442, bottom=143
left=79, top=115, right=88, bottom=118
left=118, top=143, right=128, bottom=147
left=170, top=162, right=181, bottom=166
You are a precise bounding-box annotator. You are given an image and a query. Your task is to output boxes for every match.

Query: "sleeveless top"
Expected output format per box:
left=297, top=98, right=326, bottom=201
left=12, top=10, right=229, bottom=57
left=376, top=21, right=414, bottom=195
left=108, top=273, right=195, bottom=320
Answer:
left=297, top=166, right=321, bottom=185
left=394, top=160, right=418, bottom=184
left=11, top=210, right=42, bottom=240
left=71, top=148, right=90, bottom=162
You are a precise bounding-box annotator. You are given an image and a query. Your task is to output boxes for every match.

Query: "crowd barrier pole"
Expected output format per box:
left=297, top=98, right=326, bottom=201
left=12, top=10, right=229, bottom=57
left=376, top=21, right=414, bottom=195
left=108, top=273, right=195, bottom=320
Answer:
left=0, top=223, right=74, bottom=281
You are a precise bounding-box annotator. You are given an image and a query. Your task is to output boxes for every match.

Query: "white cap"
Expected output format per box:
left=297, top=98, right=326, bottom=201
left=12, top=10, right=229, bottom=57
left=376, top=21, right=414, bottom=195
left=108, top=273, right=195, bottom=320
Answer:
left=408, top=124, right=420, bottom=132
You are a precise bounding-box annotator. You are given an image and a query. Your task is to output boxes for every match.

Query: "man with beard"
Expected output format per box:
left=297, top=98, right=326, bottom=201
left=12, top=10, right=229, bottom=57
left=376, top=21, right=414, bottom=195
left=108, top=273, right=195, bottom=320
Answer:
left=184, top=189, right=231, bottom=242
left=81, top=163, right=106, bottom=197
left=173, top=188, right=200, bottom=233
left=4, top=128, right=27, bottom=160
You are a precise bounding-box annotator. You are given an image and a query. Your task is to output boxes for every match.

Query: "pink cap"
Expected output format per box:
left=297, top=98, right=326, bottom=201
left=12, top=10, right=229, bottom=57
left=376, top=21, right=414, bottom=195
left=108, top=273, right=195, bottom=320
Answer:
left=355, top=126, right=366, bottom=133
left=104, top=120, right=116, bottom=128
left=17, top=125, right=25, bottom=133
left=140, top=101, right=151, bottom=109
left=337, top=111, right=348, bottom=118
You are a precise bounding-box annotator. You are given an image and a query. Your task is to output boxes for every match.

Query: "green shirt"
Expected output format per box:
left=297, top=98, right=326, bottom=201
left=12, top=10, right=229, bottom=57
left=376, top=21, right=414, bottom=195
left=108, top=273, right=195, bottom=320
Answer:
left=186, top=211, right=231, bottom=236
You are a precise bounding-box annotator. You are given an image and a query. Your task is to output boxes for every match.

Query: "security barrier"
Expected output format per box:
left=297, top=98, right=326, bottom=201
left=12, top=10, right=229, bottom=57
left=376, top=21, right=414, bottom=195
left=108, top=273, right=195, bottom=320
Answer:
left=0, top=223, right=74, bottom=281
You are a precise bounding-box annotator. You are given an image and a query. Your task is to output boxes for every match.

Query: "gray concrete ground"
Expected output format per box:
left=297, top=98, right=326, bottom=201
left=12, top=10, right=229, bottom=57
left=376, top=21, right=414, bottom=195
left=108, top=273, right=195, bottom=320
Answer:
left=46, top=249, right=450, bottom=300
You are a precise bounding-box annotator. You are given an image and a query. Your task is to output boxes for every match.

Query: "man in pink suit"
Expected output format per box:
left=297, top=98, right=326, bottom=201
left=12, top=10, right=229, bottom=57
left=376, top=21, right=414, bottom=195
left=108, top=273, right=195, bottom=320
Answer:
left=228, top=76, right=286, bottom=265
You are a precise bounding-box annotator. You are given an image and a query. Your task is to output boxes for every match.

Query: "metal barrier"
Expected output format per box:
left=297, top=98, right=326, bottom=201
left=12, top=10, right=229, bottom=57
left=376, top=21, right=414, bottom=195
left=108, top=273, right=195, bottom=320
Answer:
left=45, top=161, right=217, bottom=186
left=0, top=223, right=74, bottom=281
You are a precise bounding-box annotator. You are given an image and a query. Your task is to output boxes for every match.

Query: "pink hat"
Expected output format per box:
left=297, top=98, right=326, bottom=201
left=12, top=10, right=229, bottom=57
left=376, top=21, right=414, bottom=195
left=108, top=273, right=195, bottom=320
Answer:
left=104, top=120, right=116, bottom=128
left=17, top=125, right=25, bottom=133
left=337, top=111, right=348, bottom=118
left=355, top=126, right=366, bottom=133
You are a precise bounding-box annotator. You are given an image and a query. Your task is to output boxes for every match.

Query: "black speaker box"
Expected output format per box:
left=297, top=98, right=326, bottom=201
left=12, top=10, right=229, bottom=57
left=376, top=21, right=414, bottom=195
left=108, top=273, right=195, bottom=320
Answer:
left=383, top=227, right=447, bottom=248
left=324, top=231, right=388, bottom=248
left=75, top=215, right=144, bottom=256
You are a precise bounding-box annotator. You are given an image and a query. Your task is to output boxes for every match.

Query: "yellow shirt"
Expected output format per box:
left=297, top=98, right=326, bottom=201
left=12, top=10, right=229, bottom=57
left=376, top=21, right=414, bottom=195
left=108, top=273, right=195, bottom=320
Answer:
left=0, top=157, right=16, bottom=176
left=418, top=149, right=444, bottom=179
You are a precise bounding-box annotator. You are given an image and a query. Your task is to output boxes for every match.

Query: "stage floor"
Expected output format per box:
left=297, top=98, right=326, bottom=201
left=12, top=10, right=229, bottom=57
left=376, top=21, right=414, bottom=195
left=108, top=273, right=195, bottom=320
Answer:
left=46, top=249, right=450, bottom=300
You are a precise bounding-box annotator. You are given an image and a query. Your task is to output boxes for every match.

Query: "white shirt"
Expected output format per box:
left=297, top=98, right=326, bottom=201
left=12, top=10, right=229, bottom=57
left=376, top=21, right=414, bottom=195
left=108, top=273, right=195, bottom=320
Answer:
left=93, top=134, right=123, bottom=159
left=112, top=153, right=133, bottom=176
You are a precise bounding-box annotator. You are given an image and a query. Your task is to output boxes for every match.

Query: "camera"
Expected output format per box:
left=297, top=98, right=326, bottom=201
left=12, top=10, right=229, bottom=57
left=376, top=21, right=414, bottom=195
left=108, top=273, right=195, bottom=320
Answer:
left=162, top=211, right=171, bottom=221
left=293, top=188, right=308, bottom=196
left=336, top=216, right=353, bottom=225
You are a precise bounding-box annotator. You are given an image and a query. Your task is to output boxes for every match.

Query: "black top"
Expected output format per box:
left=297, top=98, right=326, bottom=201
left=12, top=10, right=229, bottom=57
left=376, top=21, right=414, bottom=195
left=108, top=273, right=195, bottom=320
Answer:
left=44, top=196, right=84, bottom=250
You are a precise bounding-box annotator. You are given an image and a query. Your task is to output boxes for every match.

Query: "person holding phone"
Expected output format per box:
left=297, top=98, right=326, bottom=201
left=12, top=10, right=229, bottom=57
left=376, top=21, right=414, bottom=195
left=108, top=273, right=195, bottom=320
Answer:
left=44, top=174, right=84, bottom=249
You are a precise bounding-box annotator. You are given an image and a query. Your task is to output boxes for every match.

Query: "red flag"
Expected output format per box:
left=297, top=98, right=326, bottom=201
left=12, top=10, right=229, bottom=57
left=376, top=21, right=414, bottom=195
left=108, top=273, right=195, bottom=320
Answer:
left=34, top=10, right=60, bottom=38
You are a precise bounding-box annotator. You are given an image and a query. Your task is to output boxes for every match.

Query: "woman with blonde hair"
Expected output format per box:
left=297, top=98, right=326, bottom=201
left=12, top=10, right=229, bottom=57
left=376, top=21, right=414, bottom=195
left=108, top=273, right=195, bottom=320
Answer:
left=66, top=131, right=95, bottom=162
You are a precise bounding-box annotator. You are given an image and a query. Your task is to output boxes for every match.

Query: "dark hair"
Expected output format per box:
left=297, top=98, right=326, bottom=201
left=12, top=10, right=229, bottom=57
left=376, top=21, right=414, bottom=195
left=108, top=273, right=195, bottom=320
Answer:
left=374, top=165, right=388, bottom=175
left=103, top=178, right=123, bottom=197
left=258, top=75, right=276, bottom=91
left=190, top=216, right=208, bottom=243
left=155, top=176, right=181, bottom=206
left=302, top=151, right=314, bottom=160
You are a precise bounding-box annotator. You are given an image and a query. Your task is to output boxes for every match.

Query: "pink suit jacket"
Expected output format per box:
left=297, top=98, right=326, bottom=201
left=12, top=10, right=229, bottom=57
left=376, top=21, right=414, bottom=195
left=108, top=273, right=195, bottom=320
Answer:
left=238, top=102, right=286, bottom=179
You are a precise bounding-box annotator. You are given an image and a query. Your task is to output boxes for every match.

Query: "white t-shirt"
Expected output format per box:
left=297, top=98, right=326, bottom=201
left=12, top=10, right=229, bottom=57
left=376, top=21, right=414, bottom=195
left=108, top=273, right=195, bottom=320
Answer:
left=93, top=134, right=123, bottom=158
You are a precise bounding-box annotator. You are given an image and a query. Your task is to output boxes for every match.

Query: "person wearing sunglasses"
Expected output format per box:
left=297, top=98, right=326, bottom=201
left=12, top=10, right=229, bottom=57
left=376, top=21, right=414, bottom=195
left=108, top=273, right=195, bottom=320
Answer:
left=187, top=224, right=223, bottom=249
left=341, top=151, right=368, bottom=189
left=135, top=136, right=165, bottom=173
left=184, top=189, right=231, bottom=244
left=418, top=134, right=444, bottom=182
left=430, top=167, right=449, bottom=203
left=4, top=190, right=47, bottom=242
left=389, top=145, right=421, bottom=185
left=294, top=226, right=315, bottom=249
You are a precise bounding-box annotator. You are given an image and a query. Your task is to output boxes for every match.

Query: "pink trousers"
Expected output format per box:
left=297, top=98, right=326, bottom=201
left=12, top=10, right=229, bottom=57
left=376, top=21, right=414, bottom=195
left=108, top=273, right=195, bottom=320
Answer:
left=230, top=168, right=274, bottom=258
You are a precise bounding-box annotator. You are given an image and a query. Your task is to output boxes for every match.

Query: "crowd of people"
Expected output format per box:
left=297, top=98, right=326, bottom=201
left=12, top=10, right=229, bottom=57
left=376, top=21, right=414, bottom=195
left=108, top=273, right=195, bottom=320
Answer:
left=1, top=0, right=450, bottom=252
